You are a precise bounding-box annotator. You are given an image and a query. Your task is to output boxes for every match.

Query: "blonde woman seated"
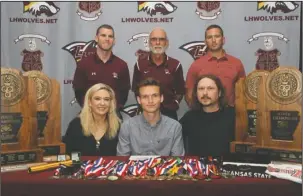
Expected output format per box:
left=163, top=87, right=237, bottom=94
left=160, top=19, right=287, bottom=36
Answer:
left=63, top=83, right=121, bottom=156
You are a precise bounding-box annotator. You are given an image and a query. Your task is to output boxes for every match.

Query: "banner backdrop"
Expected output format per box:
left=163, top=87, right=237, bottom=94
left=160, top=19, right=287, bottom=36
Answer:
left=1, top=1, right=302, bottom=135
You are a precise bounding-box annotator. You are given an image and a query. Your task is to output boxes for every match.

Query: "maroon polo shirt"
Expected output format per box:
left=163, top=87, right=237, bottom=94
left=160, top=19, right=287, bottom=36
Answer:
left=73, top=51, right=130, bottom=108
left=132, top=54, right=185, bottom=111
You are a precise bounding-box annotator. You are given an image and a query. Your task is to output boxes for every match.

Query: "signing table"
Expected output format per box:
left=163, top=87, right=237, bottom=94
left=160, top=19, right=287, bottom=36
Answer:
left=1, top=156, right=301, bottom=196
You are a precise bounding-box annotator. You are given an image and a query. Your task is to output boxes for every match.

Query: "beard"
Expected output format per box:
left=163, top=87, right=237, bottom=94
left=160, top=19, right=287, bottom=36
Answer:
left=201, top=102, right=215, bottom=107
left=199, top=97, right=219, bottom=108
left=149, top=45, right=167, bottom=54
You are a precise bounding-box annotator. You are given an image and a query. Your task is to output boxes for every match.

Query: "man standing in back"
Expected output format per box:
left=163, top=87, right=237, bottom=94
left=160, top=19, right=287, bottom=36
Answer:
left=73, top=24, right=130, bottom=109
left=132, top=27, right=185, bottom=120
left=185, top=24, right=246, bottom=108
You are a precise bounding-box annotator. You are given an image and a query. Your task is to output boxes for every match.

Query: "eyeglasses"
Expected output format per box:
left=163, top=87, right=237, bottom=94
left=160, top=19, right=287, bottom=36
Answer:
left=149, top=37, right=167, bottom=42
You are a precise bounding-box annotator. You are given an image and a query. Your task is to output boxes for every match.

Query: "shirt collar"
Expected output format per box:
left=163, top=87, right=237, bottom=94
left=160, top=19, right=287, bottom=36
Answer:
left=147, top=53, right=169, bottom=68
left=140, top=113, right=163, bottom=128
left=94, top=50, right=115, bottom=64
left=206, top=49, right=228, bottom=61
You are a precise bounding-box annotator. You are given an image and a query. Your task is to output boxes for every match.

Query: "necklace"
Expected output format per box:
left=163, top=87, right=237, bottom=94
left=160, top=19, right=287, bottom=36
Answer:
left=92, top=131, right=104, bottom=150
left=91, top=122, right=107, bottom=150
left=96, top=140, right=100, bottom=150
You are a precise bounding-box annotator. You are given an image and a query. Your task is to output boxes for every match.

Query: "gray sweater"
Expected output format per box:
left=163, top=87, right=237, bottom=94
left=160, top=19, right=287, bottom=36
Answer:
left=117, top=113, right=185, bottom=156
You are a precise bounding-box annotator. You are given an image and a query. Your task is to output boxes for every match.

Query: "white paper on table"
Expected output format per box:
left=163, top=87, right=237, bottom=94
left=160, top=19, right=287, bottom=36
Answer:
left=223, top=162, right=269, bottom=167
left=129, top=155, right=160, bottom=161
left=265, top=161, right=302, bottom=184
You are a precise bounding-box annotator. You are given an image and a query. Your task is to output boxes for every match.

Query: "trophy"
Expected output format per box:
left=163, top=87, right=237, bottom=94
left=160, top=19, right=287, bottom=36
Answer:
left=230, top=70, right=269, bottom=154
left=255, top=66, right=302, bottom=162
left=1, top=67, right=43, bottom=165
left=23, top=71, right=65, bottom=155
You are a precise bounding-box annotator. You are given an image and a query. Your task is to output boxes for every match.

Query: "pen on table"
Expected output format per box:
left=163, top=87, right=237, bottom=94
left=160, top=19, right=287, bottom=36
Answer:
left=1, top=162, right=48, bottom=173
left=28, top=160, right=73, bottom=173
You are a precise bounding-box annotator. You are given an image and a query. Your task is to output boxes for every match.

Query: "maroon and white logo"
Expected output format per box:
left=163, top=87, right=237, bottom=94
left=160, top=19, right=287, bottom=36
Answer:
left=164, top=69, right=170, bottom=75
left=138, top=1, right=177, bottom=16
left=179, top=41, right=207, bottom=60
left=196, top=1, right=221, bottom=20
left=248, top=32, right=289, bottom=71
left=112, top=72, right=119, bottom=79
left=77, top=1, right=102, bottom=21
left=127, top=33, right=150, bottom=59
left=62, top=40, right=97, bottom=106
left=14, top=34, right=51, bottom=71
left=62, top=40, right=96, bottom=63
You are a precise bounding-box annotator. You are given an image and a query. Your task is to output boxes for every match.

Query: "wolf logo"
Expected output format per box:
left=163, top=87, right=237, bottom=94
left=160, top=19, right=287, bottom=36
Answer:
left=23, top=1, right=60, bottom=17
left=62, top=40, right=97, bottom=64
left=257, top=1, right=299, bottom=14
left=127, top=33, right=150, bottom=59
left=138, top=1, right=177, bottom=16
left=179, top=41, right=207, bottom=60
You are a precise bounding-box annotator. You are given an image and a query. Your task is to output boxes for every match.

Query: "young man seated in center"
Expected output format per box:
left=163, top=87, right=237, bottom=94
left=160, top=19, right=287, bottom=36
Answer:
left=117, top=77, right=185, bottom=156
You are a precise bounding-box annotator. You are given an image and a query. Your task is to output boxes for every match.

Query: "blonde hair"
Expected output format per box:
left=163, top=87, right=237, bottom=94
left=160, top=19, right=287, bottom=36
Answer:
left=79, top=83, right=121, bottom=139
